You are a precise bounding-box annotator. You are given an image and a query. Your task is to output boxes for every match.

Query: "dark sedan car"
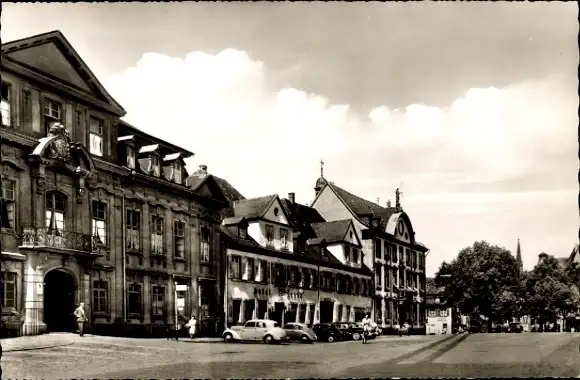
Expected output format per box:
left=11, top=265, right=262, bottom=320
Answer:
left=312, top=323, right=346, bottom=343
left=332, top=322, right=373, bottom=341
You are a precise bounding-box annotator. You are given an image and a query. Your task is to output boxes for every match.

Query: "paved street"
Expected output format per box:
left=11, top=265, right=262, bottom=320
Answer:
left=2, top=333, right=580, bottom=379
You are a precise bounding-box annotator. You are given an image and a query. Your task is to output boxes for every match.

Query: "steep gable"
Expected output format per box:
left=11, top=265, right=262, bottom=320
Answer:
left=2, top=31, right=124, bottom=115
left=344, top=223, right=362, bottom=247
left=262, top=197, right=289, bottom=225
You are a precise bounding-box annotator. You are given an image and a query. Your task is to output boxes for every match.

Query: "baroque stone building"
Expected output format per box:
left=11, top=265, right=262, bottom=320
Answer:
left=0, top=30, right=233, bottom=336
left=311, top=170, right=429, bottom=330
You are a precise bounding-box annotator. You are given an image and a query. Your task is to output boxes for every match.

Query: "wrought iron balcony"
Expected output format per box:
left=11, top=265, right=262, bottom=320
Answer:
left=20, top=227, right=103, bottom=254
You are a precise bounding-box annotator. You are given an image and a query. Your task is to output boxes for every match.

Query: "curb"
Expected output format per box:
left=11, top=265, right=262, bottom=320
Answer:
left=2, top=340, right=75, bottom=353
left=183, top=340, right=223, bottom=344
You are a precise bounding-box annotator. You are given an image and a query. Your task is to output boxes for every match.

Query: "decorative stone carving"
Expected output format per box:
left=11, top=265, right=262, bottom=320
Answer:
left=46, top=123, right=72, bottom=163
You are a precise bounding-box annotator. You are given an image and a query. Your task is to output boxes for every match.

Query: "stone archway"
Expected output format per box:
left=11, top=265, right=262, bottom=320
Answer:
left=44, top=269, right=77, bottom=332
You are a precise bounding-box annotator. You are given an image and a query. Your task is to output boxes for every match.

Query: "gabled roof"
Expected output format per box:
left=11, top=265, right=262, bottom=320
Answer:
left=311, top=220, right=355, bottom=245
left=233, top=194, right=278, bottom=219
left=185, top=174, right=245, bottom=207
left=2, top=30, right=125, bottom=116
left=323, top=183, right=398, bottom=229
left=280, top=198, right=326, bottom=238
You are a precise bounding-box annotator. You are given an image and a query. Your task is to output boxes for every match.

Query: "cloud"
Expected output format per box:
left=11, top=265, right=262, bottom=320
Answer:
left=104, top=48, right=577, bottom=207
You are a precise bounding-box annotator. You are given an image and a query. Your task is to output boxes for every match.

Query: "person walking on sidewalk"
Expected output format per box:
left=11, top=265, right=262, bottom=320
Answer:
left=361, top=314, right=371, bottom=344
left=186, top=316, right=197, bottom=339
left=73, top=302, right=86, bottom=337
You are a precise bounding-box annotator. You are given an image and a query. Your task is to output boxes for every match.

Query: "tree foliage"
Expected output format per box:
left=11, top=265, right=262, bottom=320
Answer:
left=434, top=241, right=523, bottom=326
left=524, top=253, right=579, bottom=323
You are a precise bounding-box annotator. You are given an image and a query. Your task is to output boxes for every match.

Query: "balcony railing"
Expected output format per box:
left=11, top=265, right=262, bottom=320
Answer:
left=21, top=227, right=102, bottom=254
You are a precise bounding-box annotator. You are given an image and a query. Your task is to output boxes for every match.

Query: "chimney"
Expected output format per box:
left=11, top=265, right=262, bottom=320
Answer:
left=197, top=165, right=208, bottom=178
left=288, top=192, right=295, bottom=204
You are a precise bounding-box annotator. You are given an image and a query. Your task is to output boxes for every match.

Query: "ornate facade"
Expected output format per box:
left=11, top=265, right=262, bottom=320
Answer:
left=0, top=31, right=232, bottom=336
left=311, top=172, right=429, bottom=329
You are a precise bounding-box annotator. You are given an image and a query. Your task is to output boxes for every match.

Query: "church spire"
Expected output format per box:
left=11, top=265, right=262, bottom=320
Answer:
left=516, top=238, right=523, bottom=271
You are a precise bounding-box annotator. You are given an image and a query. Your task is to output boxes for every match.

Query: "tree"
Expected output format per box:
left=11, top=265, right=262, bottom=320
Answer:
left=524, top=253, right=579, bottom=329
left=435, top=241, right=523, bottom=331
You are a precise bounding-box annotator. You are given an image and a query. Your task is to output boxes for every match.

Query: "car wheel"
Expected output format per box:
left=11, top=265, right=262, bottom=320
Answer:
left=327, top=335, right=335, bottom=343
left=223, top=333, right=233, bottom=343
left=300, top=335, right=310, bottom=343
left=352, top=333, right=361, bottom=341
left=264, top=335, right=274, bottom=344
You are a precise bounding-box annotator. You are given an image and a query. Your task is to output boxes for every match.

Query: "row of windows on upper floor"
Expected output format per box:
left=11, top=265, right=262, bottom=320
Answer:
left=0, top=185, right=214, bottom=264
left=374, top=264, right=426, bottom=292
left=228, top=254, right=374, bottom=297
left=0, top=82, right=187, bottom=186
left=375, top=238, right=426, bottom=270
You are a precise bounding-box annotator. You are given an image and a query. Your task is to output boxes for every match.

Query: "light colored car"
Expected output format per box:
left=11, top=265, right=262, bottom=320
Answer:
left=283, top=322, right=317, bottom=343
left=222, top=319, right=289, bottom=344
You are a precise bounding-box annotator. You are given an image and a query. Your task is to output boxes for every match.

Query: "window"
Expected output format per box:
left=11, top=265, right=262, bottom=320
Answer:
left=230, top=256, right=241, bottom=279
left=92, top=281, right=108, bottom=314
left=46, top=192, right=66, bottom=233
left=174, top=221, right=185, bottom=258
left=274, top=264, right=285, bottom=287
left=89, top=117, right=103, bottom=156
left=406, top=248, right=410, bottom=266
left=151, top=215, right=164, bottom=255
left=128, top=284, right=142, bottom=315
left=375, top=265, right=382, bottom=289
left=256, top=259, right=267, bottom=283
left=44, top=99, right=61, bottom=120
left=375, top=239, right=382, bottom=258
left=242, top=257, right=254, bottom=281
left=151, top=155, right=160, bottom=177
left=126, top=209, right=140, bottom=251
left=1, top=272, right=16, bottom=308
left=280, top=228, right=288, bottom=250
left=1, top=82, right=11, bottom=126
left=174, top=162, right=182, bottom=184
left=353, top=277, right=359, bottom=295
left=200, top=289, right=210, bottom=318
left=200, top=227, right=211, bottom=263
left=399, top=246, right=404, bottom=263
left=1, top=179, right=15, bottom=229
left=345, top=245, right=351, bottom=262
left=439, top=309, right=448, bottom=317
left=152, top=286, right=165, bottom=315
left=428, top=309, right=437, bottom=318
left=126, top=146, right=135, bottom=169
left=392, top=245, right=397, bottom=262
left=352, top=248, right=359, bottom=264
left=265, top=224, right=274, bottom=246
left=239, top=225, right=247, bottom=239
left=92, top=201, right=107, bottom=245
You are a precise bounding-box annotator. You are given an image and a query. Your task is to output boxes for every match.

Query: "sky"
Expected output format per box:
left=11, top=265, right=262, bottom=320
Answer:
left=3, top=2, right=578, bottom=277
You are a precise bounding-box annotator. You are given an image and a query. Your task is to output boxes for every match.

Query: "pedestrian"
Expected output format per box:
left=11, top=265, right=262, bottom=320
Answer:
left=186, top=315, right=197, bottom=339
left=361, top=314, right=371, bottom=344
left=394, top=321, right=401, bottom=336
left=73, top=302, right=86, bottom=337
left=403, top=321, right=410, bottom=336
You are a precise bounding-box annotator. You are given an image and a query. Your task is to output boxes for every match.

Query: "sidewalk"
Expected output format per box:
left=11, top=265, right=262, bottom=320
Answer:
left=1, top=333, right=74, bottom=352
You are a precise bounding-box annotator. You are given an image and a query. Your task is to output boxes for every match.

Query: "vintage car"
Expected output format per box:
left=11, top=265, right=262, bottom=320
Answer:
left=222, top=319, right=289, bottom=344
left=283, top=322, right=317, bottom=343
left=312, top=323, right=348, bottom=342
left=333, top=322, right=375, bottom=341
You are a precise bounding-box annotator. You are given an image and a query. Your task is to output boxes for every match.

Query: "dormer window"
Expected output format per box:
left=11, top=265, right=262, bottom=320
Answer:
left=345, top=245, right=351, bottom=262
left=265, top=224, right=274, bottom=247
left=174, top=162, right=182, bottom=184
left=239, top=225, right=248, bottom=239
left=126, top=146, right=135, bottom=169
left=372, top=219, right=379, bottom=228
left=151, top=155, right=160, bottom=177
left=89, top=117, right=104, bottom=156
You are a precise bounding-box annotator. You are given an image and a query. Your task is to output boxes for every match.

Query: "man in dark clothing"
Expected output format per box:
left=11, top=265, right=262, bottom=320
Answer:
left=73, top=302, right=86, bottom=337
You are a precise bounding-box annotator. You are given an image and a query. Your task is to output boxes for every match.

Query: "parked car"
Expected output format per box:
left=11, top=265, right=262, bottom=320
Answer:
left=508, top=323, right=523, bottom=333
left=332, top=322, right=372, bottom=341
left=222, top=319, right=289, bottom=344
left=312, top=323, right=346, bottom=342
left=283, top=322, right=317, bottom=343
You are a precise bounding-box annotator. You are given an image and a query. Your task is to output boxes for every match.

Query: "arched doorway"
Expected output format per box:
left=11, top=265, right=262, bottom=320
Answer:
left=44, top=269, right=76, bottom=332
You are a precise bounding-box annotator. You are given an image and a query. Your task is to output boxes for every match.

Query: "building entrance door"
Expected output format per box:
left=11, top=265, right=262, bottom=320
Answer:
left=44, top=269, right=76, bottom=332
left=319, top=301, right=334, bottom=323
